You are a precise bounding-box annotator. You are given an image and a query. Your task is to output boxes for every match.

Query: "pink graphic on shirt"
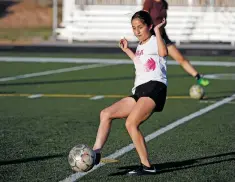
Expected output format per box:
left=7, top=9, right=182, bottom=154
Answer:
left=135, top=50, right=144, bottom=57
left=145, top=58, right=156, bottom=72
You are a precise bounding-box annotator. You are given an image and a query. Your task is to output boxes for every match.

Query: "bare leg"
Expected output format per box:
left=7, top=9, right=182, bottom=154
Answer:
left=93, top=97, right=136, bottom=151
left=125, top=97, right=156, bottom=167
left=167, top=44, right=198, bottom=77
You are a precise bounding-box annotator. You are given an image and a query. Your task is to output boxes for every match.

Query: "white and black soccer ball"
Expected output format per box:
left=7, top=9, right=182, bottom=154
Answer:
left=189, top=84, right=205, bottom=99
left=68, top=144, right=95, bottom=172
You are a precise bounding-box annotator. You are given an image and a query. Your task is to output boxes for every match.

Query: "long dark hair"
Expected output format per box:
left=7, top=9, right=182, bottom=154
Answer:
left=162, top=0, right=168, bottom=10
left=131, top=10, right=155, bottom=35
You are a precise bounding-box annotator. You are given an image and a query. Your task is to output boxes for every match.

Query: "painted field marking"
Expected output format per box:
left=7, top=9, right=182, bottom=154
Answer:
left=0, top=56, right=235, bottom=67
left=0, top=63, right=114, bottom=82
left=0, top=93, right=191, bottom=100
left=200, top=100, right=235, bottom=104
left=28, top=94, right=43, bottom=99
left=60, top=93, right=235, bottom=182
left=204, top=73, right=235, bottom=80
left=89, top=95, right=105, bottom=100
left=100, top=158, right=119, bottom=163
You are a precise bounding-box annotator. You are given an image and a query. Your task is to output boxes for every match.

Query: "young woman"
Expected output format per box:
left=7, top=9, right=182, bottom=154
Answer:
left=92, top=10, right=167, bottom=175
left=143, top=0, right=210, bottom=86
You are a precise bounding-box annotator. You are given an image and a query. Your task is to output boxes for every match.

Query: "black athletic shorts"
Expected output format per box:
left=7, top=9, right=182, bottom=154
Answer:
left=162, top=28, right=174, bottom=46
left=129, top=80, right=167, bottom=112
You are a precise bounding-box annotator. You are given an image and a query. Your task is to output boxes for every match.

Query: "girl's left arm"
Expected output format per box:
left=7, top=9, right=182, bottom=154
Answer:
left=154, top=18, right=168, bottom=57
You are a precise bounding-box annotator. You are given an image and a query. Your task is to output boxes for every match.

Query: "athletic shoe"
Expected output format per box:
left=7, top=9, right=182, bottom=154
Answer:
left=127, top=163, right=157, bottom=176
left=197, top=77, right=209, bottom=86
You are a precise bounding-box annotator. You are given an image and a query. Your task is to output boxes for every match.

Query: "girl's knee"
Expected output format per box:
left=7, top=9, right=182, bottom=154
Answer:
left=100, top=109, right=111, bottom=122
left=125, top=120, right=139, bottom=132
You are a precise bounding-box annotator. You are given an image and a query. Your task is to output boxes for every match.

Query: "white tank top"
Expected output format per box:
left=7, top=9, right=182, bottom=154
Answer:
left=132, top=35, right=167, bottom=94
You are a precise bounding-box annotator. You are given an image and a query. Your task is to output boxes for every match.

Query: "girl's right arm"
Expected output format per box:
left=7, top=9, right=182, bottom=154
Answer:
left=119, top=38, right=135, bottom=60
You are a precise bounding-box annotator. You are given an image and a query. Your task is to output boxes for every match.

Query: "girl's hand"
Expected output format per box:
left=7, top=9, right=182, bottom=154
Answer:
left=119, top=37, right=128, bottom=51
left=154, top=18, right=166, bottom=31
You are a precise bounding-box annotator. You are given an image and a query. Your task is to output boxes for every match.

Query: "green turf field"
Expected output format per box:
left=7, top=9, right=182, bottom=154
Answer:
left=0, top=53, right=234, bottom=182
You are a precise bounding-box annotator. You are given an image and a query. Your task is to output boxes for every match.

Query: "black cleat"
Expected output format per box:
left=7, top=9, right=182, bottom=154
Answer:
left=94, top=152, right=101, bottom=165
left=127, top=163, right=157, bottom=176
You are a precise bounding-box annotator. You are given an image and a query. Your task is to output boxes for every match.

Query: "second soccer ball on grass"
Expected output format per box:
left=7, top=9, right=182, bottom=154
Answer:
left=189, top=84, right=205, bottom=99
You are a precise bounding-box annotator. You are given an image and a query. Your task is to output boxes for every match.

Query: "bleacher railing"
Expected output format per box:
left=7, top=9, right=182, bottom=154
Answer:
left=76, top=0, right=235, bottom=6
left=57, top=0, right=235, bottom=45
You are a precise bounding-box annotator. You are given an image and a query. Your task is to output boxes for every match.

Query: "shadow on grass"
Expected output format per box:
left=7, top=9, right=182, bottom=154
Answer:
left=0, top=91, right=15, bottom=94
left=0, top=74, right=188, bottom=87
left=109, top=151, right=235, bottom=176
left=0, top=76, right=133, bottom=87
left=203, top=91, right=235, bottom=100
left=0, top=153, right=66, bottom=166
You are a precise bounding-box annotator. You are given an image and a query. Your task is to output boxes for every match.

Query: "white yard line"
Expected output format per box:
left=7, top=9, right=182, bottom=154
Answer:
left=89, top=95, right=105, bottom=100
left=0, top=57, right=128, bottom=64
left=0, top=56, right=235, bottom=66
left=200, top=100, right=235, bottom=104
left=60, top=93, right=235, bottom=182
left=0, top=63, right=114, bottom=82
left=0, top=57, right=234, bottom=82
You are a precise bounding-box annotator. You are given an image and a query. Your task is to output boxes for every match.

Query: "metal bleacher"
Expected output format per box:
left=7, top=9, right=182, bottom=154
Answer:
left=56, top=1, right=235, bottom=45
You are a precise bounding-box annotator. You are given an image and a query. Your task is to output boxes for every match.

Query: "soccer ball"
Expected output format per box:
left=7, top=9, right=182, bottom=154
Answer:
left=189, top=84, right=205, bottom=99
left=68, top=144, right=95, bottom=172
